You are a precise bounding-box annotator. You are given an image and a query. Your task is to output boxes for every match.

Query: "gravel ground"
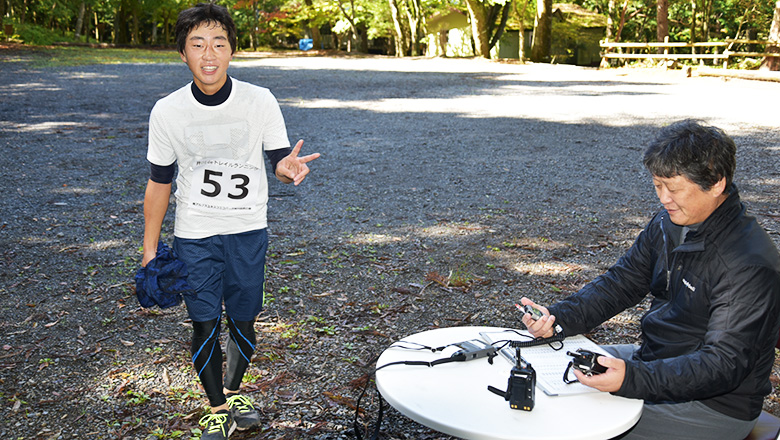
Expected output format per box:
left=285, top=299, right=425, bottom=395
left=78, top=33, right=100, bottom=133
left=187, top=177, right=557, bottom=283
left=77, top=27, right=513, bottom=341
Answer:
left=1, top=49, right=780, bottom=440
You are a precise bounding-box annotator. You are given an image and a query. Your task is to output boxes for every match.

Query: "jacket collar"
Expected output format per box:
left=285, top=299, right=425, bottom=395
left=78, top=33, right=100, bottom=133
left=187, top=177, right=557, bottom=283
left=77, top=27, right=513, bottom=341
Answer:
left=663, top=184, right=743, bottom=252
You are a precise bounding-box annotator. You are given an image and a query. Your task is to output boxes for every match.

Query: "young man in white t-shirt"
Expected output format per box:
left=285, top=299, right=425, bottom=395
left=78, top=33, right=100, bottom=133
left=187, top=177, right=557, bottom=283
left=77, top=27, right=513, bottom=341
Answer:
left=141, top=4, right=319, bottom=439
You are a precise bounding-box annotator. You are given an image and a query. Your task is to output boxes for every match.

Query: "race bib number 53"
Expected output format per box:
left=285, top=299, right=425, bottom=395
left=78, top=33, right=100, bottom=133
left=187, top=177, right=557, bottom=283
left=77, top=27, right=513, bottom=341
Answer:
left=189, top=159, right=262, bottom=212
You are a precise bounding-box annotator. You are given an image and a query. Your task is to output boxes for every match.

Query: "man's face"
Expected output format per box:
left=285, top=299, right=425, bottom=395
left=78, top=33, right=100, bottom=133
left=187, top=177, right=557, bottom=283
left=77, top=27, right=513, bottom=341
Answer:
left=652, top=175, right=727, bottom=226
left=180, top=23, right=233, bottom=95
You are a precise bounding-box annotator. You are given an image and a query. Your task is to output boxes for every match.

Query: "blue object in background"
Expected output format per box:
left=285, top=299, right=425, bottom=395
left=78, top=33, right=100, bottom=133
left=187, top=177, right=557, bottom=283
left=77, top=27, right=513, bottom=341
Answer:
left=299, top=38, right=313, bottom=51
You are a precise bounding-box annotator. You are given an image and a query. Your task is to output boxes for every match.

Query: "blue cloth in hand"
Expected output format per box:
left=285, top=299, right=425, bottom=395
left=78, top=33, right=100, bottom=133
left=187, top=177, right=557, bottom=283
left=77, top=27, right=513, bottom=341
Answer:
left=135, top=242, right=195, bottom=309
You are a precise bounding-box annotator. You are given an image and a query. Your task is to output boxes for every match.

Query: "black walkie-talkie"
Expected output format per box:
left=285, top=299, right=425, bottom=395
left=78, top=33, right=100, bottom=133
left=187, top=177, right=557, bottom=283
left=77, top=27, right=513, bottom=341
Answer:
left=507, top=346, right=536, bottom=411
left=488, top=346, right=536, bottom=411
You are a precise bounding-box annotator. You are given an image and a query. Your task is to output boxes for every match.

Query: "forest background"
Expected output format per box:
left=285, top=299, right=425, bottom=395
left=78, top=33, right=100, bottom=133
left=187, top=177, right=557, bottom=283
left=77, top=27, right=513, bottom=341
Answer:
left=1, top=0, right=779, bottom=66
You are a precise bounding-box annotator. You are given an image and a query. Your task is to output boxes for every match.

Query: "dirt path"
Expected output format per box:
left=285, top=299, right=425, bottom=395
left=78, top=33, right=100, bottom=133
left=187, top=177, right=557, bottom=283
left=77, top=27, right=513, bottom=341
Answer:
left=1, top=53, right=779, bottom=439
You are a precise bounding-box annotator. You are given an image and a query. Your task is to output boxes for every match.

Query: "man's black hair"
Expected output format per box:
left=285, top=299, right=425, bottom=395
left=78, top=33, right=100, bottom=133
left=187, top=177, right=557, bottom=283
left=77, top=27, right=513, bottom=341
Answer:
left=643, top=119, right=736, bottom=192
left=175, top=3, right=237, bottom=54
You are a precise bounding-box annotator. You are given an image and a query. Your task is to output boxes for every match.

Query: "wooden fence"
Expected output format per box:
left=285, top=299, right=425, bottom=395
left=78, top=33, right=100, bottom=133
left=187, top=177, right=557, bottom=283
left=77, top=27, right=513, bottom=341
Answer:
left=600, top=37, right=780, bottom=68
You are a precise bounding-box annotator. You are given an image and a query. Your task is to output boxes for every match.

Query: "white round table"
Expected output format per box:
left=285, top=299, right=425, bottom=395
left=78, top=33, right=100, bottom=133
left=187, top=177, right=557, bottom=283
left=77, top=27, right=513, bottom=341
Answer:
left=375, top=326, right=643, bottom=440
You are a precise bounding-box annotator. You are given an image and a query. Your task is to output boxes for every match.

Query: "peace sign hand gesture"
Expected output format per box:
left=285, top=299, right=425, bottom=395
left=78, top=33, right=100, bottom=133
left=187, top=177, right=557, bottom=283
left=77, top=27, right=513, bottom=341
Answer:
left=275, top=139, right=320, bottom=186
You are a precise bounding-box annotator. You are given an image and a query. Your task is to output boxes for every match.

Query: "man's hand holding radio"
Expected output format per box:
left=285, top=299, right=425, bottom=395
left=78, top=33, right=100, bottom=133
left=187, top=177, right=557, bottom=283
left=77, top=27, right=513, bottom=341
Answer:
left=573, top=355, right=626, bottom=393
left=519, top=297, right=557, bottom=339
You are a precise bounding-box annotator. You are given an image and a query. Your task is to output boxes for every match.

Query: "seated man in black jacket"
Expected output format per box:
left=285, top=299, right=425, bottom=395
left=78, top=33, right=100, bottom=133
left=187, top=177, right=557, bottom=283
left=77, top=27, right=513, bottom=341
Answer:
left=521, top=120, right=780, bottom=440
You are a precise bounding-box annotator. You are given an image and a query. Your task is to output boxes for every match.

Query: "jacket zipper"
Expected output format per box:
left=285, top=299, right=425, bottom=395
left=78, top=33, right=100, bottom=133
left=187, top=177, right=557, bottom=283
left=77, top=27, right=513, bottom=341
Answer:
left=660, top=217, right=671, bottom=291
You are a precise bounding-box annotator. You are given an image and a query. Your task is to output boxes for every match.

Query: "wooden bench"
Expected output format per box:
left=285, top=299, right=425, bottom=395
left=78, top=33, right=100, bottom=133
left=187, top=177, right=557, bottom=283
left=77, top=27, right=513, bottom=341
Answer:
left=599, top=37, right=780, bottom=69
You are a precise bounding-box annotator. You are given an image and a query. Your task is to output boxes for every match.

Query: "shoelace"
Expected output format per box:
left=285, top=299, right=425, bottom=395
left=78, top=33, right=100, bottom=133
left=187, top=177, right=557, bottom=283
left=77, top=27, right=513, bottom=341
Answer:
left=200, top=412, right=230, bottom=434
left=227, top=394, right=254, bottom=413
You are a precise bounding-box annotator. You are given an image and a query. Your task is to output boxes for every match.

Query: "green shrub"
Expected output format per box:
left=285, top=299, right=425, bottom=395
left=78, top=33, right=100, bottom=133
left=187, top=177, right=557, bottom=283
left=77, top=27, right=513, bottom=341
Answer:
left=11, top=22, right=73, bottom=45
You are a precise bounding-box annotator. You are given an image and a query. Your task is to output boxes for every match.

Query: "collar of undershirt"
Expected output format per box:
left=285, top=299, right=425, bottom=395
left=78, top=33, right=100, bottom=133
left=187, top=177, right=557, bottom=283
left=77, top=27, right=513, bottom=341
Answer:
left=667, top=220, right=702, bottom=248
left=191, top=75, right=232, bottom=106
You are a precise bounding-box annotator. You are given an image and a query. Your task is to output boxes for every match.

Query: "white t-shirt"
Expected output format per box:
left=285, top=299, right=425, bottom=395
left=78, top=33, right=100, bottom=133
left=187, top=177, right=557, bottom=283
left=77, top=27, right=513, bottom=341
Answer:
left=147, top=79, right=290, bottom=239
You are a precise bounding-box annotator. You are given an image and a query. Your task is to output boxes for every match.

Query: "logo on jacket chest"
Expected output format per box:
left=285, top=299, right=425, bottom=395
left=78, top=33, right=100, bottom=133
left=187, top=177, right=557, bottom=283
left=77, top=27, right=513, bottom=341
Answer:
left=682, top=278, right=696, bottom=292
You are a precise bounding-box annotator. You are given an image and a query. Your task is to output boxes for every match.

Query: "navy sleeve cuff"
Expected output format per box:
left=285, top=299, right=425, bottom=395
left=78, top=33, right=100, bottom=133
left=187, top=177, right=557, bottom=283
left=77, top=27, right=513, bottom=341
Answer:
left=150, top=162, right=175, bottom=184
left=265, top=147, right=292, bottom=173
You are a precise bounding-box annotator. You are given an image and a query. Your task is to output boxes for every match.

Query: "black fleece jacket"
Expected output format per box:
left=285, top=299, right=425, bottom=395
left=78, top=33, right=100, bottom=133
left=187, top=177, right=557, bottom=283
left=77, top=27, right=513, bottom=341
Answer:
left=549, top=185, right=780, bottom=421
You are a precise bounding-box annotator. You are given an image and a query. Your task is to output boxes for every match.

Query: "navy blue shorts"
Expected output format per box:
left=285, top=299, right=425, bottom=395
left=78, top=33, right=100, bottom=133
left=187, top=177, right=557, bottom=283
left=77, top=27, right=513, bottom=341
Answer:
left=174, top=229, right=267, bottom=322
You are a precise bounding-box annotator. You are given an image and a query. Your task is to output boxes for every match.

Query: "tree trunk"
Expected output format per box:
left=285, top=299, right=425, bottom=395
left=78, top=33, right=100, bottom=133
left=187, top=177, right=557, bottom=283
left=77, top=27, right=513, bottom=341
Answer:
left=131, top=0, right=140, bottom=45
left=760, top=1, right=780, bottom=71
left=337, top=0, right=363, bottom=52
left=405, top=0, right=419, bottom=56
left=606, top=0, right=614, bottom=40
left=513, top=0, right=529, bottom=61
left=466, top=0, right=490, bottom=58
left=252, top=0, right=259, bottom=50
left=614, top=0, right=629, bottom=42
left=83, top=4, right=91, bottom=41
left=488, top=2, right=511, bottom=51
left=163, top=14, right=170, bottom=45
left=48, top=2, right=57, bottom=29
left=358, top=22, right=368, bottom=53
left=530, top=0, right=551, bottom=62
left=690, top=0, right=696, bottom=43
left=404, top=0, right=424, bottom=56
left=438, top=30, right=447, bottom=56
left=702, top=0, right=711, bottom=40
left=311, top=27, right=322, bottom=51
left=114, top=1, right=127, bottom=44
left=304, top=0, right=321, bottom=50
left=388, top=0, right=408, bottom=56
left=94, top=11, right=100, bottom=41
left=656, top=0, right=668, bottom=44
left=75, top=2, right=86, bottom=40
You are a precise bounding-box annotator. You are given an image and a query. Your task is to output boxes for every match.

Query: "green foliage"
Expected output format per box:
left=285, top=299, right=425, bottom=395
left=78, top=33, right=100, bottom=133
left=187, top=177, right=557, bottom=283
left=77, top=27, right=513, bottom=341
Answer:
left=230, top=0, right=299, bottom=49
left=364, top=0, right=394, bottom=40
left=620, top=0, right=657, bottom=42
left=715, top=0, right=776, bottom=40
left=306, top=315, right=326, bottom=324
left=570, top=0, right=776, bottom=43
left=315, top=325, right=337, bottom=335
left=2, top=0, right=776, bottom=58
left=10, top=22, right=74, bottom=45
left=150, top=427, right=185, bottom=439
left=125, top=390, right=150, bottom=406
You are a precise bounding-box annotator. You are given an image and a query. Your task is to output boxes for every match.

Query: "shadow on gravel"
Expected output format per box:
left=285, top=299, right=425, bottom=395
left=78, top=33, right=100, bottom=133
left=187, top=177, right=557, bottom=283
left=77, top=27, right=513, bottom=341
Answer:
left=1, top=55, right=779, bottom=439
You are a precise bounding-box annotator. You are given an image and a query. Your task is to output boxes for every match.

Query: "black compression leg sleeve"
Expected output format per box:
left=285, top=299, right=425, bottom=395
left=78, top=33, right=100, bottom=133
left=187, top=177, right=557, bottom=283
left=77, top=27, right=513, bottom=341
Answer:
left=224, top=316, right=257, bottom=392
left=191, top=318, right=226, bottom=408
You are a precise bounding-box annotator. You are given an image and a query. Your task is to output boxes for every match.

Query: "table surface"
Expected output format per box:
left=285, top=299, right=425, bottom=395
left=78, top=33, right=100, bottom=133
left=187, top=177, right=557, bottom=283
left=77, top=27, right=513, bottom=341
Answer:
left=375, top=326, right=643, bottom=440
